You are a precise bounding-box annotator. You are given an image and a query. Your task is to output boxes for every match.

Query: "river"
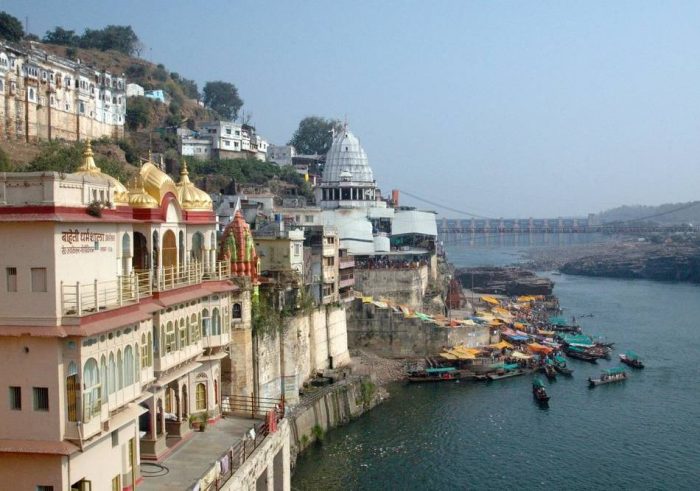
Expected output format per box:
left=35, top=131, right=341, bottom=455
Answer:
left=292, top=237, right=700, bottom=490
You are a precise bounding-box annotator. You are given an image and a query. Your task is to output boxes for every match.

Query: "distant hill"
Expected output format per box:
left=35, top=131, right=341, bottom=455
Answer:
left=596, top=202, right=700, bottom=225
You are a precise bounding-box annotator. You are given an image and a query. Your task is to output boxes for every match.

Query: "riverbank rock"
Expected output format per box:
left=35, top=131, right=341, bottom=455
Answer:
left=560, top=243, right=700, bottom=282
left=454, top=267, right=554, bottom=296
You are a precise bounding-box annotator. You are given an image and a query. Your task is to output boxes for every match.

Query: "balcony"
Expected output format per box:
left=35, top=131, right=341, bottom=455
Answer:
left=339, top=257, right=355, bottom=269
left=322, top=245, right=335, bottom=257
left=339, top=277, right=355, bottom=289
left=322, top=269, right=336, bottom=283
left=61, top=261, right=232, bottom=316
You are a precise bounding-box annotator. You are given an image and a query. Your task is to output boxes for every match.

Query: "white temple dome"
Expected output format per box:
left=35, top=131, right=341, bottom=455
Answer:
left=322, top=128, right=374, bottom=183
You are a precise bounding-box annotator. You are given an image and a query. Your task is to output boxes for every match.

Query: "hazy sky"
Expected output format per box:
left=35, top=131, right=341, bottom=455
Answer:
left=5, top=0, right=700, bottom=217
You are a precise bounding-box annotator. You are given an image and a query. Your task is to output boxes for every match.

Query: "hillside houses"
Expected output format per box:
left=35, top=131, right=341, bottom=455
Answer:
left=0, top=41, right=126, bottom=142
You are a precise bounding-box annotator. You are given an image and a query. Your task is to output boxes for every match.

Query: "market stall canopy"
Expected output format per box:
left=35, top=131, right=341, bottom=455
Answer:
left=481, top=295, right=500, bottom=305
left=528, top=343, right=554, bottom=355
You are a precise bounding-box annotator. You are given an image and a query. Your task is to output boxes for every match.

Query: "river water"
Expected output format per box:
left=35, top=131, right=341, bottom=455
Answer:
left=292, top=237, right=700, bottom=490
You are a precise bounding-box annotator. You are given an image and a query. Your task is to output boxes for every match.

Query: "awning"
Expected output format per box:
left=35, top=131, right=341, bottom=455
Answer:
left=528, top=343, right=554, bottom=355
left=154, top=361, right=202, bottom=388
left=489, top=340, right=513, bottom=350
left=510, top=351, right=533, bottom=360
left=481, top=295, right=500, bottom=305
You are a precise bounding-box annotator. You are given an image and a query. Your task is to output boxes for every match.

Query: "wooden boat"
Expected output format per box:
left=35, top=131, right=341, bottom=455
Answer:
left=542, top=363, right=557, bottom=380
left=564, top=345, right=598, bottom=363
left=487, top=363, right=528, bottom=381
left=407, top=366, right=473, bottom=383
left=532, top=378, right=550, bottom=403
left=619, top=351, right=644, bottom=369
left=552, top=355, right=573, bottom=375
left=588, top=367, right=627, bottom=387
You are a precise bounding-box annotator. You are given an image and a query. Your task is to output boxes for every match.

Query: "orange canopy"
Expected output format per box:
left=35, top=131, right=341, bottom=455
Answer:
left=527, top=343, right=554, bottom=355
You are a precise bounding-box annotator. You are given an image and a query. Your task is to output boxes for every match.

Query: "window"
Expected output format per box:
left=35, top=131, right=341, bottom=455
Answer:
left=212, top=308, right=221, bottom=335
left=111, top=475, right=120, bottom=491
left=201, top=310, right=210, bottom=336
left=66, top=362, right=78, bottom=421
left=9, top=386, right=21, bottom=410
left=305, top=215, right=314, bottom=223
left=82, top=359, right=100, bottom=420
left=108, top=353, right=116, bottom=395
left=111, top=431, right=119, bottom=447
left=36, top=486, right=54, bottom=491
left=225, top=128, right=231, bottom=135
left=232, top=303, right=242, bottom=320
left=6, top=267, right=17, bottom=292
left=33, top=387, right=49, bottom=411
left=224, top=140, right=230, bottom=146
left=124, top=346, right=134, bottom=386
left=141, top=334, right=149, bottom=367
left=179, top=319, right=186, bottom=348
left=294, top=244, right=301, bottom=256
left=195, top=383, right=207, bottom=411
left=31, top=268, right=47, bottom=292
left=117, top=351, right=123, bottom=390
left=165, top=322, right=175, bottom=353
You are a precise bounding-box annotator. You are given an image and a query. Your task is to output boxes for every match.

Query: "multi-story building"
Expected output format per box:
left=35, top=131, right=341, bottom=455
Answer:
left=0, top=145, right=257, bottom=490
left=180, top=121, right=269, bottom=161
left=0, top=41, right=126, bottom=142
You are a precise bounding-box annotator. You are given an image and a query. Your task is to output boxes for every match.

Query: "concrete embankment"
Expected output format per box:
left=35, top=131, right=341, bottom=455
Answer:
left=287, top=375, right=387, bottom=471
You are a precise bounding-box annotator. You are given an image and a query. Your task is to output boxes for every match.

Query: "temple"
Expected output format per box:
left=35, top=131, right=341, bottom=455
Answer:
left=0, top=143, right=258, bottom=489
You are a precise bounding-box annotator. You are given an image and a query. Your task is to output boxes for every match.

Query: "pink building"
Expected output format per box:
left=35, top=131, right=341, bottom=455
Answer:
left=0, top=144, right=255, bottom=490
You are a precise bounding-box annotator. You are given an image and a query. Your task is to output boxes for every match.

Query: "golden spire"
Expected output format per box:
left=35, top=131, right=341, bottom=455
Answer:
left=77, top=139, right=101, bottom=173
left=179, top=160, right=191, bottom=184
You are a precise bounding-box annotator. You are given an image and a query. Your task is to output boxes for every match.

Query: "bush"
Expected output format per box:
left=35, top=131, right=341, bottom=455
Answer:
left=0, top=146, right=12, bottom=171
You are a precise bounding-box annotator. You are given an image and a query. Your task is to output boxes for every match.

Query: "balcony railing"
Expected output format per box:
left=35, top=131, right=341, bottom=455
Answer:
left=339, top=277, right=355, bottom=289
left=339, top=258, right=355, bottom=269
left=61, top=261, right=232, bottom=316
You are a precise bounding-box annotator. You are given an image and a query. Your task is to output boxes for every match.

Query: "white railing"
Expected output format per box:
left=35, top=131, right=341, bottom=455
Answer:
left=61, top=275, right=140, bottom=316
left=61, top=261, right=232, bottom=316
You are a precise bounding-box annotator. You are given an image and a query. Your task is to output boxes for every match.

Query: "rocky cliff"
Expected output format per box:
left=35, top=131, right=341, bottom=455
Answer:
left=560, top=243, right=700, bottom=283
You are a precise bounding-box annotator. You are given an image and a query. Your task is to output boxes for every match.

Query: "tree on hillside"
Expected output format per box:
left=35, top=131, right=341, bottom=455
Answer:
left=288, top=116, right=343, bottom=155
left=79, top=25, right=139, bottom=55
left=43, top=27, right=80, bottom=46
left=203, top=81, right=243, bottom=120
left=125, top=96, right=152, bottom=131
left=0, top=11, right=24, bottom=42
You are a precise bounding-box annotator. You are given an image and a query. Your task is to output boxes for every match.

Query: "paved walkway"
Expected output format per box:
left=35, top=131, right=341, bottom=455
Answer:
left=139, top=416, right=258, bottom=491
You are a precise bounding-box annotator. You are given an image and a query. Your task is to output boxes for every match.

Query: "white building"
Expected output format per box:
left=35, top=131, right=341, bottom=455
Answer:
left=191, top=121, right=268, bottom=161
left=268, top=144, right=296, bottom=166
left=317, top=126, right=437, bottom=256
left=126, top=83, right=144, bottom=97
left=0, top=42, right=126, bottom=142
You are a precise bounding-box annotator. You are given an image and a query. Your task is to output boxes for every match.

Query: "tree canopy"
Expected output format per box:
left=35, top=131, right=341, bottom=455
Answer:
left=288, top=116, right=343, bottom=155
left=0, top=11, right=24, bottom=42
left=43, top=24, right=140, bottom=55
left=203, top=81, right=243, bottom=120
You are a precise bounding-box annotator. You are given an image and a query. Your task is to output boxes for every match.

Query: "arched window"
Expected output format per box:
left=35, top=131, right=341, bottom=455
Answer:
left=108, top=353, right=116, bottom=395
left=166, top=321, right=175, bottom=353
left=212, top=308, right=221, bottom=335
left=83, top=358, right=100, bottom=420
left=100, top=356, right=107, bottom=399
left=202, top=309, right=210, bottom=336
left=160, top=325, right=165, bottom=354
left=66, top=362, right=79, bottom=422
left=195, top=383, right=207, bottom=411
left=117, top=350, right=123, bottom=390
left=147, top=332, right=153, bottom=366
left=190, top=314, right=198, bottom=342
left=179, top=318, right=186, bottom=348
left=134, top=344, right=140, bottom=382
left=141, top=334, right=148, bottom=367
left=124, top=346, right=134, bottom=386
left=232, top=303, right=242, bottom=319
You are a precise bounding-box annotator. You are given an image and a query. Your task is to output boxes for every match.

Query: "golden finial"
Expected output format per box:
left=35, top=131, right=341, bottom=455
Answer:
left=77, top=139, right=100, bottom=173
left=180, top=160, right=189, bottom=176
